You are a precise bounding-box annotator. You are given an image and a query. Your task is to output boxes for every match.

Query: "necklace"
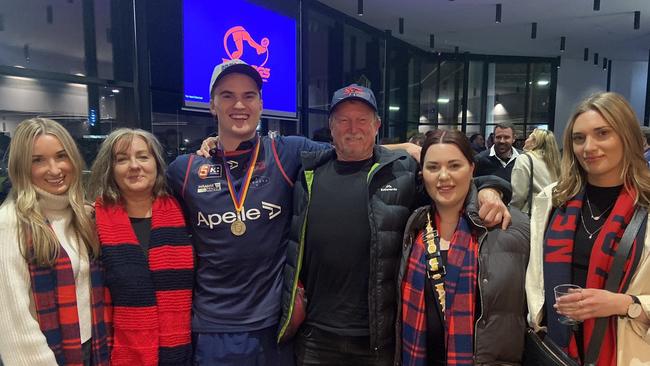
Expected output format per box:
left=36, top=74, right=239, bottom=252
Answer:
left=585, top=195, right=614, bottom=221
left=580, top=209, right=605, bottom=239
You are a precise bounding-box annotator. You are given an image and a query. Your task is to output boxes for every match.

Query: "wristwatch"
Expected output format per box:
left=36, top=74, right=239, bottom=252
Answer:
left=627, top=295, right=642, bottom=319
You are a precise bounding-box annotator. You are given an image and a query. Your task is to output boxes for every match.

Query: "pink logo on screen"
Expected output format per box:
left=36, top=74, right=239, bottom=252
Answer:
left=223, top=26, right=271, bottom=80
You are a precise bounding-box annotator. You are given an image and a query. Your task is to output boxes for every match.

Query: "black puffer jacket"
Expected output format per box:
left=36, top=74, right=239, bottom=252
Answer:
left=395, top=185, right=530, bottom=365
left=278, top=145, right=419, bottom=352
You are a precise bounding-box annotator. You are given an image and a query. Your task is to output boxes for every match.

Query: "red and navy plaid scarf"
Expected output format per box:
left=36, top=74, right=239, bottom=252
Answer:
left=543, top=188, right=645, bottom=366
left=28, top=238, right=110, bottom=365
left=401, top=212, right=478, bottom=366
left=96, top=196, right=194, bottom=366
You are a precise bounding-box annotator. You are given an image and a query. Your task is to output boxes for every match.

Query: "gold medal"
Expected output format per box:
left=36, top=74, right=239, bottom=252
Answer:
left=221, top=137, right=260, bottom=238
left=231, top=219, right=246, bottom=236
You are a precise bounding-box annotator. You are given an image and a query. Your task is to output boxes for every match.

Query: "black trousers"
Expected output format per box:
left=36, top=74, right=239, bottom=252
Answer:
left=295, top=325, right=393, bottom=366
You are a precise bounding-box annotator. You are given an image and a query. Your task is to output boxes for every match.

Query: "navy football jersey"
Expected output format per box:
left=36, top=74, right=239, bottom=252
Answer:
left=167, top=135, right=327, bottom=332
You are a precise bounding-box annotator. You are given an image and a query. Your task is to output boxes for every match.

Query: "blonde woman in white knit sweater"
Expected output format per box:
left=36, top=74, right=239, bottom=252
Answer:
left=0, top=118, right=109, bottom=365
left=510, top=128, right=561, bottom=215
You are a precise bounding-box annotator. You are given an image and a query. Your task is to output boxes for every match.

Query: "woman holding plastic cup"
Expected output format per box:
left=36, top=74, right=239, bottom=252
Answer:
left=526, top=92, right=650, bottom=365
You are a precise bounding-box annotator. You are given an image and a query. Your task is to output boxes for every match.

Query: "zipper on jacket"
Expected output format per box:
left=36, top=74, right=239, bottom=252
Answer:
left=278, top=170, right=314, bottom=341
left=366, top=163, right=380, bottom=349
left=470, top=215, right=488, bottom=363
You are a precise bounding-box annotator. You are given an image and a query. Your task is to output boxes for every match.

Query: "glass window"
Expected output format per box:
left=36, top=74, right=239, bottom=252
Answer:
left=0, top=0, right=133, bottom=82
left=0, top=75, right=138, bottom=165
left=438, top=61, right=464, bottom=127
left=528, top=63, right=551, bottom=127
left=467, top=61, right=484, bottom=124
left=152, top=112, right=215, bottom=163
left=487, top=63, right=527, bottom=126
left=306, top=10, right=337, bottom=112
left=343, top=24, right=382, bottom=92
left=0, top=2, right=85, bottom=74
left=419, top=58, right=439, bottom=126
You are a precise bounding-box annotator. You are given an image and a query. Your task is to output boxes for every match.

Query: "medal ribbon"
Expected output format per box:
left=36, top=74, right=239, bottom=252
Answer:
left=220, top=136, right=261, bottom=215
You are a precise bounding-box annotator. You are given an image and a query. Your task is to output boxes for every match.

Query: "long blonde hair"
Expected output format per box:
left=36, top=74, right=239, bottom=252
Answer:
left=89, top=128, right=168, bottom=205
left=8, top=118, right=98, bottom=266
left=526, top=128, right=561, bottom=181
left=553, top=92, right=650, bottom=207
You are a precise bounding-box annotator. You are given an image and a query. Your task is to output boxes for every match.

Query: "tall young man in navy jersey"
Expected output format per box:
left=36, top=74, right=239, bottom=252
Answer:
left=167, top=60, right=328, bottom=365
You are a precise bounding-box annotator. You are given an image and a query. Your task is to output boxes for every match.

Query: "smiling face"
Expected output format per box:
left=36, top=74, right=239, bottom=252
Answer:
left=112, top=136, right=158, bottom=198
left=330, top=100, right=381, bottom=161
left=572, top=110, right=624, bottom=187
left=210, top=73, right=263, bottom=144
left=30, top=134, right=74, bottom=195
left=422, top=142, right=474, bottom=210
left=493, top=126, right=514, bottom=158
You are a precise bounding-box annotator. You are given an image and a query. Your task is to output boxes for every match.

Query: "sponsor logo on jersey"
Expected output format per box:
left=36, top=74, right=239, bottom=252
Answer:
left=197, top=201, right=282, bottom=229
left=198, top=164, right=222, bottom=179
left=380, top=184, right=398, bottom=192
left=197, top=182, right=221, bottom=193
left=250, top=175, right=270, bottom=189
left=226, top=160, right=239, bottom=170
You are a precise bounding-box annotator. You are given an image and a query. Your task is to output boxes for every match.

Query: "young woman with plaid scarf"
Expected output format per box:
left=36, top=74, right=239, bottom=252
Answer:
left=396, top=129, right=530, bottom=366
left=526, top=92, right=650, bottom=365
left=0, top=118, right=109, bottom=365
left=89, top=129, right=194, bottom=366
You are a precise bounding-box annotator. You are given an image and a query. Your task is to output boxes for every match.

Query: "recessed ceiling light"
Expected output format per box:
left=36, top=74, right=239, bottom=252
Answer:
left=495, top=4, right=502, bottom=23
left=537, top=80, right=549, bottom=86
left=437, top=98, right=450, bottom=104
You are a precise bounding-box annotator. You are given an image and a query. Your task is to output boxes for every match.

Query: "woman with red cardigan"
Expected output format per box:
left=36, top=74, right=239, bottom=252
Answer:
left=89, top=129, right=194, bottom=365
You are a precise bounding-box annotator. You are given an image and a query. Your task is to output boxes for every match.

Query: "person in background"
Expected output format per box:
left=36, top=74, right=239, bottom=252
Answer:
left=312, top=127, right=332, bottom=143
left=485, top=132, right=495, bottom=150
left=469, top=133, right=486, bottom=153
left=640, top=126, right=650, bottom=164
left=396, top=129, right=529, bottom=366
left=526, top=92, right=650, bottom=365
left=408, top=133, right=426, bottom=147
left=474, top=122, right=522, bottom=181
left=89, top=129, right=194, bottom=365
left=510, top=128, right=561, bottom=215
left=0, top=118, right=109, bottom=365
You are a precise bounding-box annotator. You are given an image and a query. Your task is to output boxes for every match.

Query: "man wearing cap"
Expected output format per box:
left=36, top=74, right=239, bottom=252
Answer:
left=166, top=59, right=333, bottom=365
left=277, top=85, right=513, bottom=365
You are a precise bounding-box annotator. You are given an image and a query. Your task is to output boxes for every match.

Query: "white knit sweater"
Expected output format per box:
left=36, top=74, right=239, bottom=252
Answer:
left=0, top=188, right=92, bottom=366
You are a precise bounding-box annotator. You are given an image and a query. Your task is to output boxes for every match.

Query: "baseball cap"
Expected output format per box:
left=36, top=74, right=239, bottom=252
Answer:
left=209, top=59, right=263, bottom=96
left=330, top=84, right=378, bottom=114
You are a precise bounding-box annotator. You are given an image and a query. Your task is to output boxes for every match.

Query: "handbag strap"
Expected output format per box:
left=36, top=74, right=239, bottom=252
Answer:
left=583, top=206, right=648, bottom=365
left=524, top=153, right=534, bottom=215
left=424, top=211, right=446, bottom=315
